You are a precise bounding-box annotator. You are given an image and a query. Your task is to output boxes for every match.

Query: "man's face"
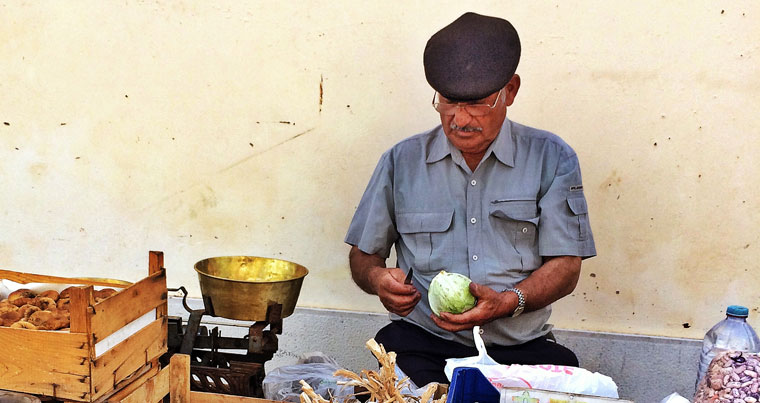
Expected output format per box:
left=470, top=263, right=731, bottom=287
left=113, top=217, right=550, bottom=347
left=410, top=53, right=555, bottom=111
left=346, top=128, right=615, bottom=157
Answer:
left=438, top=75, right=520, bottom=156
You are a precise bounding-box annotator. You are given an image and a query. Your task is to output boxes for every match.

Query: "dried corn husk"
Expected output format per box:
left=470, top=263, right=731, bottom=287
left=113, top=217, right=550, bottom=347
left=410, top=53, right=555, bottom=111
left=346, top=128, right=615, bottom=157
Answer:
left=299, top=339, right=447, bottom=403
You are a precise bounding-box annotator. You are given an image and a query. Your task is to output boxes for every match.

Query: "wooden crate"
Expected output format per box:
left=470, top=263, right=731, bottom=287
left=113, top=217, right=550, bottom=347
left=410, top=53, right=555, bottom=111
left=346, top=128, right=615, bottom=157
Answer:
left=0, top=251, right=168, bottom=402
left=169, top=354, right=282, bottom=403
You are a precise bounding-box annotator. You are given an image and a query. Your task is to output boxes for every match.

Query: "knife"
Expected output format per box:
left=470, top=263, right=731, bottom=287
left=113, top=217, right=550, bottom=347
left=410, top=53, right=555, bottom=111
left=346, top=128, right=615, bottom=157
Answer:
left=404, top=266, right=414, bottom=285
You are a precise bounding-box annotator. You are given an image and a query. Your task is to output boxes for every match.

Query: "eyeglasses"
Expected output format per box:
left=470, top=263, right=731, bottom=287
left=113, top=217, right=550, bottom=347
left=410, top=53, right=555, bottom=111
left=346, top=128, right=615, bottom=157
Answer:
left=432, top=89, right=503, bottom=116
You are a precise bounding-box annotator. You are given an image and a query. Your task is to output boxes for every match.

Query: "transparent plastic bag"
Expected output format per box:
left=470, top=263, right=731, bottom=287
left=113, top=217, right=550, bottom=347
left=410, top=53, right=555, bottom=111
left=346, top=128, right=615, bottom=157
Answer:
left=263, top=362, right=353, bottom=402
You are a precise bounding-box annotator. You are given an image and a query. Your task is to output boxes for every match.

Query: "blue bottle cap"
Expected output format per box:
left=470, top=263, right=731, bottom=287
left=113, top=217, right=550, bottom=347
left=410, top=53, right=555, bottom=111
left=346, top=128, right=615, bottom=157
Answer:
left=727, top=305, right=749, bottom=317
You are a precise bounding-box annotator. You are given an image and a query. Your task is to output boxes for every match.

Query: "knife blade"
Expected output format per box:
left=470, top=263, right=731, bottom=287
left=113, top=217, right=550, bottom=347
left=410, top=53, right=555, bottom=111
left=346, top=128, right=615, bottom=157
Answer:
left=404, top=266, right=414, bottom=285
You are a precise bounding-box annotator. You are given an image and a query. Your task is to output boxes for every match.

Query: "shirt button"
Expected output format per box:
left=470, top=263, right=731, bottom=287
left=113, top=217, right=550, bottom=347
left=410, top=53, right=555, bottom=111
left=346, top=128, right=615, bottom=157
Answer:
left=472, top=255, right=478, bottom=261
left=522, top=227, right=528, bottom=233
left=470, top=217, right=477, bottom=224
left=470, top=179, right=477, bottom=186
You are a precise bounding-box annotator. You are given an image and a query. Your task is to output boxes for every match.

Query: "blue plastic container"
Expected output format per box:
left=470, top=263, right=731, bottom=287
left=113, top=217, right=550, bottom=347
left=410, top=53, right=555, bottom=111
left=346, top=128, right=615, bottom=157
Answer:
left=446, top=367, right=499, bottom=403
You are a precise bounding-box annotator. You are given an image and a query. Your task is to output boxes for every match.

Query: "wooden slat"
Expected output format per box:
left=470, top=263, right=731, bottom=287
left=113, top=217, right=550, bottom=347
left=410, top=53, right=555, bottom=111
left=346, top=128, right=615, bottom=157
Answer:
left=170, top=354, right=190, bottom=403
left=90, top=269, right=167, bottom=343
left=69, top=286, right=95, bottom=336
left=91, top=316, right=167, bottom=400
left=148, top=251, right=164, bottom=275
left=93, top=363, right=156, bottom=403
left=119, top=364, right=169, bottom=403
left=188, top=391, right=283, bottom=403
left=0, top=269, right=131, bottom=287
left=149, top=252, right=168, bottom=319
left=0, top=328, right=91, bottom=401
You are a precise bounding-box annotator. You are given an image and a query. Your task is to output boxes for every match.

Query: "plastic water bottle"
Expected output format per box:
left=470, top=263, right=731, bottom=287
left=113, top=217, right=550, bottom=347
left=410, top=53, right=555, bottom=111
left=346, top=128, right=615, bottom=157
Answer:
left=696, top=305, right=760, bottom=387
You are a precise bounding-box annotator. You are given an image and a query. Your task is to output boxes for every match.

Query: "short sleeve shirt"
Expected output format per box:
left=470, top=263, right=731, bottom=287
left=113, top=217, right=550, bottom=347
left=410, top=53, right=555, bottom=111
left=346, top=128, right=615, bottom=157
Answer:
left=345, top=118, right=596, bottom=347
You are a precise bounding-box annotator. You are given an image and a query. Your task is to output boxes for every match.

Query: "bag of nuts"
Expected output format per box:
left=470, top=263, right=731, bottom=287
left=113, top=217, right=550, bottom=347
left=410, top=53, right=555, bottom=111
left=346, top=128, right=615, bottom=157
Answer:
left=694, top=350, right=760, bottom=403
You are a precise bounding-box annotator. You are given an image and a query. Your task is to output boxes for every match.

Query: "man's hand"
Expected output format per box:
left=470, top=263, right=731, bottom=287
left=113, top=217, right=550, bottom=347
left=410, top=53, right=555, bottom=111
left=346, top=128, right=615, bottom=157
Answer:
left=430, top=281, right=514, bottom=332
left=369, top=267, right=421, bottom=317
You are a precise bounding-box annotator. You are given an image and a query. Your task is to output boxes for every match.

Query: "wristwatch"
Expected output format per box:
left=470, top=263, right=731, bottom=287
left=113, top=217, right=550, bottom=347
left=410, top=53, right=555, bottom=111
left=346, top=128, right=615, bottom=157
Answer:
left=505, top=288, right=525, bottom=317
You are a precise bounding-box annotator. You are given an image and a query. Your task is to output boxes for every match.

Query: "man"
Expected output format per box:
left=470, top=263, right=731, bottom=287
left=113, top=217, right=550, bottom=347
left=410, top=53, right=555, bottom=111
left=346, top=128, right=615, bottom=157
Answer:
left=345, top=12, right=596, bottom=386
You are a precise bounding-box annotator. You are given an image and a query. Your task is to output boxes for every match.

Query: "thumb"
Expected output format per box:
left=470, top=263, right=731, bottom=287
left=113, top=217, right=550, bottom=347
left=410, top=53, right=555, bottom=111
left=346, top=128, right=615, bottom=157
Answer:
left=468, top=281, right=488, bottom=298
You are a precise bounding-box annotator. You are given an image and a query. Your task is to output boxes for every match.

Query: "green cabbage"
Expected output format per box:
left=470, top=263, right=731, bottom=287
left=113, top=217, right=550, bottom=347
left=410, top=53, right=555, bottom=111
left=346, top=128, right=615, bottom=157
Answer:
left=428, top=270, right=476, bottom=316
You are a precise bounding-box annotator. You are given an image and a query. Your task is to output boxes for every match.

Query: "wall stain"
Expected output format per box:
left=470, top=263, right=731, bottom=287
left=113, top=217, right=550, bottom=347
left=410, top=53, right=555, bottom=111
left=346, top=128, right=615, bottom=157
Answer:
left=599, top=170, right=622, bottom=190
left=319, top=74, right=324, bottom=114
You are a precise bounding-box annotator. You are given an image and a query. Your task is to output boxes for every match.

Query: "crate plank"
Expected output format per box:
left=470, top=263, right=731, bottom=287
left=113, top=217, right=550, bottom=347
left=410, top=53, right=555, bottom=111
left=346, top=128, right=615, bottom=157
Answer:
left=170, top=354, right=191, bottom=403
left=118, top=364, right=169, bottom=403
left=91, top=316, right=167, bottom=400
left=90, top=269, right=166, bottom=343
left=0, top=328, right=91, bottom=400
left=0, top=269, right=131, bottom=287
left=189, top=392, right=283, bottom=403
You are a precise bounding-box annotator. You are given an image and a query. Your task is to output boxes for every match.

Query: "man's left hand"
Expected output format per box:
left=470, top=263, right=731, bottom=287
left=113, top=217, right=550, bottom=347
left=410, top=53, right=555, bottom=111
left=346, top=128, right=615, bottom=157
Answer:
left=430, top=282, right=515, bottom=332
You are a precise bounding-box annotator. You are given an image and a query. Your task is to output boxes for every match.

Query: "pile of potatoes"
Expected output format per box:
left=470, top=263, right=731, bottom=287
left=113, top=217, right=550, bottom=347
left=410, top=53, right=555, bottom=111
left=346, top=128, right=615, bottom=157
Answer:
left=0, top=287, right=117, bottom=331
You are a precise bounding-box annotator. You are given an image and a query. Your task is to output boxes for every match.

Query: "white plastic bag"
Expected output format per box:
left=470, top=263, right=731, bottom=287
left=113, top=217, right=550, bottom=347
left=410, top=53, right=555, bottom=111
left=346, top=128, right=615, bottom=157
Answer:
left=444, top=327, right=620, bottom=399
left=660, top=392, right=690, bottom=403
left=443, top=326, right=499, bottom=380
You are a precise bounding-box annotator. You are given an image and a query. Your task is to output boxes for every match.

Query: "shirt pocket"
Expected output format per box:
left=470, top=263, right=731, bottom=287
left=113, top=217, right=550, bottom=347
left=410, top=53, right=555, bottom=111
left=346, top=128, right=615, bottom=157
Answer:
left=396, top=211, right=454, bottom=273
left=566, top=196, right=589, bottom=240
left=489, top=198, right=541, bottom=272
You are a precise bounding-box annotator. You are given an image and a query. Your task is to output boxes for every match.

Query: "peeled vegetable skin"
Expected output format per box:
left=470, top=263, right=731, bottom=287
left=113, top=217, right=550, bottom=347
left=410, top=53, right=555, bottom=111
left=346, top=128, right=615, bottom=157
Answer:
left=428, top=270, right=476, bottom=316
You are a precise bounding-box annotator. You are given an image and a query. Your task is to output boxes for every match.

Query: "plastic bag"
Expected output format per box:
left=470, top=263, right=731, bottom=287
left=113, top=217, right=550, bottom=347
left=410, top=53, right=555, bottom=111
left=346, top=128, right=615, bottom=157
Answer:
left=444, top=326, right=619, bottom=399
left=694, top=350, right=760, bottom=403
left=660, top=392, right=690, bottom=403
left=444, top=326, right=499, bottom=380
left=263, top=361, right=354, bottom=403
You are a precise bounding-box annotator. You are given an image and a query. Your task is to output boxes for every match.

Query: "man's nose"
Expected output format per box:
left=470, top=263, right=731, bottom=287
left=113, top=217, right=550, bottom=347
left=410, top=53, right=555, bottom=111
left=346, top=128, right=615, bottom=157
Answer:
left=452, top=106, right=473, bottom=127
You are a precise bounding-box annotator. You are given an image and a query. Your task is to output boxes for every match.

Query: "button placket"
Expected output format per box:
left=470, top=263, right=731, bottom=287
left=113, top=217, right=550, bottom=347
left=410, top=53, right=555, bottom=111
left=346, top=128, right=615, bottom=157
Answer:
left=465, top=175, right=482, bottom=282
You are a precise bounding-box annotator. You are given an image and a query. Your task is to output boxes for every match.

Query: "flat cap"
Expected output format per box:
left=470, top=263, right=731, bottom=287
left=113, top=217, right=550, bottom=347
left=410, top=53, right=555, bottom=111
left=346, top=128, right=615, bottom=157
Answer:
left=424, top=12, right=521, bottom=101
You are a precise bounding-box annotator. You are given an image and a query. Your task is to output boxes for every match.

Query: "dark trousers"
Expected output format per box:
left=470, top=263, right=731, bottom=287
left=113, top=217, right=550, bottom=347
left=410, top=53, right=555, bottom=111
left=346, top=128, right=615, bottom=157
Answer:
left=374, top=321, right=578, bottom=387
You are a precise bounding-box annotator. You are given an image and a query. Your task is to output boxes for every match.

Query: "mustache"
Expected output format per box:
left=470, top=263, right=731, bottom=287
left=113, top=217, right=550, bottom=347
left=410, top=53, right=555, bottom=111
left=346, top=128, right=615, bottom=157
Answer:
left=450, top=122, right=483, bottom=132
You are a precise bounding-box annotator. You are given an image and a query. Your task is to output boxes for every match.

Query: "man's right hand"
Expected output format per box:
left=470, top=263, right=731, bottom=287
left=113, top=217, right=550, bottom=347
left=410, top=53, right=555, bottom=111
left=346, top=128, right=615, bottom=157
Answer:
left=367, top=267, right=421, bottom=317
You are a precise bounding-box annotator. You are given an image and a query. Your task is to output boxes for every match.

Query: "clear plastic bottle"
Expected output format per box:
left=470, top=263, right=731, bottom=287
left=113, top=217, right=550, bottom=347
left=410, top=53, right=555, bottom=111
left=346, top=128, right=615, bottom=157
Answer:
left=696, top=305, right=760, bottom=387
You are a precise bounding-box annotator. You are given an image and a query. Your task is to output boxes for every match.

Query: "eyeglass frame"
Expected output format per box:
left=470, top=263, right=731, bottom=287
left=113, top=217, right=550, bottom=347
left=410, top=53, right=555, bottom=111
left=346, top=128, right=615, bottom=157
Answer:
left=432, top=89, right=504, bottom=116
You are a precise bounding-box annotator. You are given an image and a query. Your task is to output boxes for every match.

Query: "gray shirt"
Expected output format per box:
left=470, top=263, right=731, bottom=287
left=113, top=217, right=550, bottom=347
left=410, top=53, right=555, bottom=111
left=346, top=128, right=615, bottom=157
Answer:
left=345, top=118, right=596, bottom=346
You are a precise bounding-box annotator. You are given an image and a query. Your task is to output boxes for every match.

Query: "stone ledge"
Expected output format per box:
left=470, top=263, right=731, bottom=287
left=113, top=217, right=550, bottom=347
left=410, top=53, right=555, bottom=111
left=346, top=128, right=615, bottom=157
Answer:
left=168, top=296, right=700, bottom=402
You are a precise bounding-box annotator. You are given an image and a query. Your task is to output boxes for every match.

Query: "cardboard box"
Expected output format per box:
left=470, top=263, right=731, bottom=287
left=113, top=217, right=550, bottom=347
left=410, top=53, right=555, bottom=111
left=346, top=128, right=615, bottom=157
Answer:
left=500, top=387, right=633, bottom=403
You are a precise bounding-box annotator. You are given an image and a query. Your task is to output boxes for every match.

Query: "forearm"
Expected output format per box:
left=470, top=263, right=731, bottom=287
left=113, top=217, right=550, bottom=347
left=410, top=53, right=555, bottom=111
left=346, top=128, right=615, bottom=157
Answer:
left=348, top=245, right=387, bottom=295
left=509, top=256, right=581, bottom=313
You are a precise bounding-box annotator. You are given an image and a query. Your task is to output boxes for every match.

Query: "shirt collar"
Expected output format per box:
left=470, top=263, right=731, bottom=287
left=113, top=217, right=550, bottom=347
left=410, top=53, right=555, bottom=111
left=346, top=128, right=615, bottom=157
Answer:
left=425, top=118, right=515, bottom=167
left=487, top=118, right=515, bottom=167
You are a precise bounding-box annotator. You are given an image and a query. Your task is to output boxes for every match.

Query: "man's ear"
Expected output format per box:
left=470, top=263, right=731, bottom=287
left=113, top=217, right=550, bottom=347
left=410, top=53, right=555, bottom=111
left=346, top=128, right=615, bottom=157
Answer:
left=504, top=74, right=521, bottom=106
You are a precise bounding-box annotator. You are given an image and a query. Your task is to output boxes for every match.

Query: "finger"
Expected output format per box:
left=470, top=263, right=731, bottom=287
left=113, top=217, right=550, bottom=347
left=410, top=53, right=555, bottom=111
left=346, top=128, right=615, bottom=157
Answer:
left=438, top=306, right=485, bottom=326
left=430, top=314, right=472, bottom=332
left=396, top=292, right=421, bottom=311
left=386, top=291, right=421, bottom=312
left=386, top=280, right=418, bottom=295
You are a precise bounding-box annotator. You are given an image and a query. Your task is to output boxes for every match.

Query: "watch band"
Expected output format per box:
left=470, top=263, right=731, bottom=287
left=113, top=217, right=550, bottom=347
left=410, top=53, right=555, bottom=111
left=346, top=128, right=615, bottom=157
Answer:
left=505, top=287, right=525, bottom=317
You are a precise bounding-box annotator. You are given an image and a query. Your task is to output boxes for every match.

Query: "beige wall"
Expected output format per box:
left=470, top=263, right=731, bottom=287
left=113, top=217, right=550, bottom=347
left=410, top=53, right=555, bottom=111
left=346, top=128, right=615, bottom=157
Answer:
left=1, top=1, right=758, bottom=339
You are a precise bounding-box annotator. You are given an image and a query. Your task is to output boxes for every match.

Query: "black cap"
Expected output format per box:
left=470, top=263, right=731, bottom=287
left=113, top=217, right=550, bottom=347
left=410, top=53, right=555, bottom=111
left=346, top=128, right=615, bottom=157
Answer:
left=424, top=12, right=521, bottom=101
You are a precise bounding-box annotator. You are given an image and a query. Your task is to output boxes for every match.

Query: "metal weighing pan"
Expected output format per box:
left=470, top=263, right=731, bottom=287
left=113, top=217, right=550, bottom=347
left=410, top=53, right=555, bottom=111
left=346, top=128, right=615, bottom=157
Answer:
left=194, top=256, right=308, bottom=321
